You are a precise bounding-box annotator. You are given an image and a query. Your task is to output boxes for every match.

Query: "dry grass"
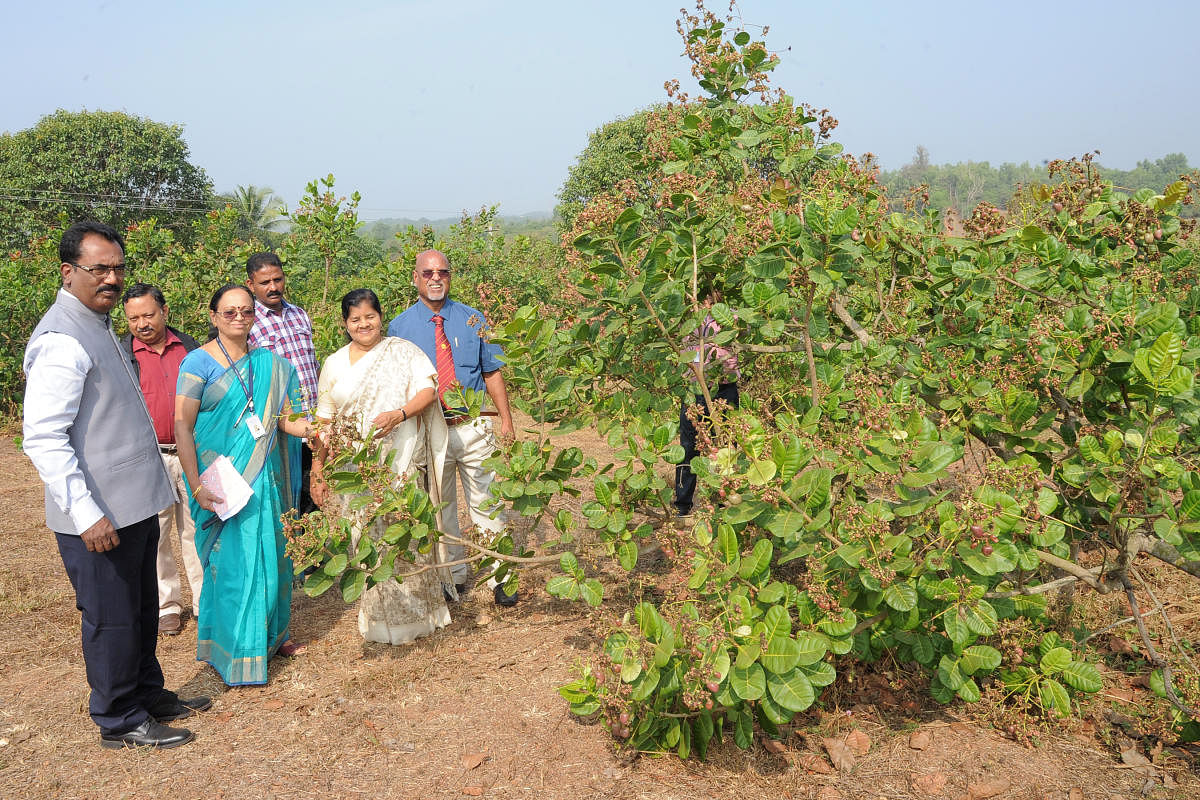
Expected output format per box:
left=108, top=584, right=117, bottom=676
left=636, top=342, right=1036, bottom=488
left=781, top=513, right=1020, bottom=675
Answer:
left=0, top=419, right=1195, bottom=800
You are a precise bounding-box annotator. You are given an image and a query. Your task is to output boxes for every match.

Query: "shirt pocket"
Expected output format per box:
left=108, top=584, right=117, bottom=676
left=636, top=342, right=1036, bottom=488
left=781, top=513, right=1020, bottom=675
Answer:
left=454, top=355, right=481, bottom=384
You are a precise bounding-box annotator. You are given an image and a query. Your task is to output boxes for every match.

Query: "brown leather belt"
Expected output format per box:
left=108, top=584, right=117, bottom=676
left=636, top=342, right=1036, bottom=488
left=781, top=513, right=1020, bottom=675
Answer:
left=443, top=410, right=499, bottom=427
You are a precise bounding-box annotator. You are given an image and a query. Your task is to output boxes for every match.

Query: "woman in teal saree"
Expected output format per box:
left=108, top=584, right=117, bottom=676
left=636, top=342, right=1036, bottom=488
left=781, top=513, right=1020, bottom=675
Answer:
left=173, top=285, right=312, bottom=686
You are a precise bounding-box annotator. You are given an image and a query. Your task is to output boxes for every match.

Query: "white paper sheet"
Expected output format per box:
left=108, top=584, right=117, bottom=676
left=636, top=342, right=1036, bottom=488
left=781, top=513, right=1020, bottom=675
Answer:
left=199, top=454, right=253, bottom=521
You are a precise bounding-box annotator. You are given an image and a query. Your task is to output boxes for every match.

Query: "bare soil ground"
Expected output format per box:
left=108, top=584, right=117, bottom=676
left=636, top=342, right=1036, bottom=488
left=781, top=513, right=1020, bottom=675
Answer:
left=0, top=421, right=1196, bottom=800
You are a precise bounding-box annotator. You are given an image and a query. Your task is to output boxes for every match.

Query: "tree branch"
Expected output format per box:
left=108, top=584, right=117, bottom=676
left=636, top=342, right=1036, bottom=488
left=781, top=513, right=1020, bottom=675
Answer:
left=803, top=289, right=820, bottom=406
left=1132, top=566, right=1199, bottom=674
left=736, top=340, right=853, bottom=354
left=831, top=295, right=871, bottom=345
left=851, top=611, right=888, bottom=636
left=439, top=530, right=564, bottom=565
left=1123, top=579, right=1200, bottom=718
left=997, top=273, right=1100, bottom=310
left=1132, top=535, right=1200, bottom=579
left=1034, top=548, right=1122, bottom=594
left=984, top=573, right=1085, bottom=599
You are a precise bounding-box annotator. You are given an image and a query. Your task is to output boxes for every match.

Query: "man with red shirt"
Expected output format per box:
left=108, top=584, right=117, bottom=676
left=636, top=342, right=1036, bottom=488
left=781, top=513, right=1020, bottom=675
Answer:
left=121, top=284, right=201, bottom=636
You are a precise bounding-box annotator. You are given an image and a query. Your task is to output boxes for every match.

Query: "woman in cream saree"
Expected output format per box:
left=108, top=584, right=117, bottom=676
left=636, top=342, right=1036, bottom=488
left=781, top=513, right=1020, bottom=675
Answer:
left=313, top=289, right=451, bottom=644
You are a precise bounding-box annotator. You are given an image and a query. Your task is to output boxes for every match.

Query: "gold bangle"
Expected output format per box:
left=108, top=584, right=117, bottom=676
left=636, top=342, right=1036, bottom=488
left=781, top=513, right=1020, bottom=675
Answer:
left=191, top=484, right=204, bottom=498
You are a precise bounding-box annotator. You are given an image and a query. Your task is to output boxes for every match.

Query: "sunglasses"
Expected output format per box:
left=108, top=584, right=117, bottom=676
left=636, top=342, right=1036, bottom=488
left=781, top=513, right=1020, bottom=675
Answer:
left=217, top=308, right=254, bottom=320
left=69, top=262, right=128, bottom=278
left=419, top=269, right=451, bottom=279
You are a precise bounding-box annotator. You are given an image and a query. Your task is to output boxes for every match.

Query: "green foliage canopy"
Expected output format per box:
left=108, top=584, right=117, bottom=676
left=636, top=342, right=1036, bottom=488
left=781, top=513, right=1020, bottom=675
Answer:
left=0, top=110, right=214, bottom=250
left=555, top=108, right=658, bottom=231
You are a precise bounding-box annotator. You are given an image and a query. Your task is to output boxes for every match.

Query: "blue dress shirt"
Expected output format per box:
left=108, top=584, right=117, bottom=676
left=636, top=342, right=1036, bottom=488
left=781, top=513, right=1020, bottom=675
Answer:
left=388, top=299, right=504, bottom=400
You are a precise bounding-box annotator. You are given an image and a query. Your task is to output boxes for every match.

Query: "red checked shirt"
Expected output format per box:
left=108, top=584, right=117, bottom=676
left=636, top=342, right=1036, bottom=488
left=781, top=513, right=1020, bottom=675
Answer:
left=131, top=330, right=188, bottom=444
left=247, top=298, right=319, bottom=411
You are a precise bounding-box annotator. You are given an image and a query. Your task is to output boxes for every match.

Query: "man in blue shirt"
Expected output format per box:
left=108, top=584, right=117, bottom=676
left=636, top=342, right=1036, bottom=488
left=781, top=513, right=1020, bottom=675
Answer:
left=388, top=249, right=517, bottom=606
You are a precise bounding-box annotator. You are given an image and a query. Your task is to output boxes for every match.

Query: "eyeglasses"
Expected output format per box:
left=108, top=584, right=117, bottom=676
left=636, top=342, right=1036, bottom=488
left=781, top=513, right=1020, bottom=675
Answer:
left=419, top=269, right=451, bottom=279
left=217, top=308, right=255, bottom=320
left=69, top=262, right=128, bottom=278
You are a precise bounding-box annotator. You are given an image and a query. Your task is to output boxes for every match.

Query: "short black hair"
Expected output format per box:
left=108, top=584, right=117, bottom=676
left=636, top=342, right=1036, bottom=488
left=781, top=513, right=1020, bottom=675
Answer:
left=206, top=283, right=255, bottom=341
left=246, top=251, right=283, bottom=277
left=340, top=288, right=382, bottom=343
left=122, top=282, right=166, bottom=307
left=60, top=220, right=125, bottom=265
left=209, top=283, right=254, bottom=313
left=340, top=288, right=382, bottom=320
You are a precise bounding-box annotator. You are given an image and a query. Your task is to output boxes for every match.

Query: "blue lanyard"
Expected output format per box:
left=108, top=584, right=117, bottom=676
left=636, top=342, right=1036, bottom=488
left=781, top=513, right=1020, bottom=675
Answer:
left=215, top=338, right=254, bottom=413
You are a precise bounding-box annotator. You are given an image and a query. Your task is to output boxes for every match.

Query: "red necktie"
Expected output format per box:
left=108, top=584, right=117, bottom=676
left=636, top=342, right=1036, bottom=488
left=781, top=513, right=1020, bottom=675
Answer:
left=432, top=314, right=457, bottom=408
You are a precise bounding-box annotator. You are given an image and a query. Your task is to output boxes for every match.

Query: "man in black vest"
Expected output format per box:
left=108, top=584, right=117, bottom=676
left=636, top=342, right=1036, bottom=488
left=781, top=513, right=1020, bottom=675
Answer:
left=23, top=221, right=210, bottom=749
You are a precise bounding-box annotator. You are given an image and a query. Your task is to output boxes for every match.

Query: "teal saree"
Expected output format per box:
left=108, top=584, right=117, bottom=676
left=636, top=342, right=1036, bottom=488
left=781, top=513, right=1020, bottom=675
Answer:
left=178, top=347, right=302, bottom=686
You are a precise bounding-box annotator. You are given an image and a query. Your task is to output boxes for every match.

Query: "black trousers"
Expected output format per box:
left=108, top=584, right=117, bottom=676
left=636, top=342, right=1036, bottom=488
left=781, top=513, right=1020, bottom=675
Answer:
left=56, top=516, right=165, bottom=734
left=674, top=381, right=740, bottom=514
left=298, top=441, right=317, bottom=515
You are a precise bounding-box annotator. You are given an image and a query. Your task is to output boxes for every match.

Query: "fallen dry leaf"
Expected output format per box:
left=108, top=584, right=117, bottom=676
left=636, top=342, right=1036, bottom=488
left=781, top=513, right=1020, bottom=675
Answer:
left=910, top=771, right=947, bottom=796
left=1120, top=744, right=1158, bottom=777
left=1107, top=636, right=1134, bottom=655
left=210, top=711, right=234, bottom=723
left=909, top=729, right=932, bottom=750
left=795, top=753, right=833, bottom=774
left=816, top=787, right=843, bottom=800
left=1068, top=789, right=1083, bottom=800
left=822, top=737, right=855, bottom=773
left=462, top=787, right=483, bottom=797
left=967, top=778, right=1010, bottom=799
left=461, top=752, right=488, bottom=770
left=1104, top=687, right=1136, bottom=704
left=843, top=728, right=871, bottom=756
left=262, top=699, right=285, bottom=710
left=760, top=737, right=788, bottom=755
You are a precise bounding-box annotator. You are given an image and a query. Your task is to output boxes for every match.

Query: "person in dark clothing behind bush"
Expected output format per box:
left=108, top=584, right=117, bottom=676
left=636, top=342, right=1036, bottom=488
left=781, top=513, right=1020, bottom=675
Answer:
left=674, top=291, right=740, bottom=517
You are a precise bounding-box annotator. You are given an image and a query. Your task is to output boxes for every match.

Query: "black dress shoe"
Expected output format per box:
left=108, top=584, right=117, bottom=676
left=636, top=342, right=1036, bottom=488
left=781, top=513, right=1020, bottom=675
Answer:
left=494, top=585, right=518, bottom=607
left=150, top=694, right=213, bottom=722
left=100, top=720, right=194, bottom=749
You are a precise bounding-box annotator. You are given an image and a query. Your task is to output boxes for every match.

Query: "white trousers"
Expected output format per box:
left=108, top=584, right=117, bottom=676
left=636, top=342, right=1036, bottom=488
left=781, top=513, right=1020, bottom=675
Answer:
left=437, top=417, right=507, bottom=585
left=155, top=452, right=202, bottom=617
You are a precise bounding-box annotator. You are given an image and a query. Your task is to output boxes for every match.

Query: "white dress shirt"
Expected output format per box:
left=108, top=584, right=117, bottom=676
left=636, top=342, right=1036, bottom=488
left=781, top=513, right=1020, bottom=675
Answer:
left=23, top=331, right=105, bottom=535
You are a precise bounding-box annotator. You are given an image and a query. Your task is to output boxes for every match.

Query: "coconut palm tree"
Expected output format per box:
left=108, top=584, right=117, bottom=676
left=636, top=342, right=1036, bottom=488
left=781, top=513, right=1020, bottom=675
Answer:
left=218, top=184, right=287, bottom=243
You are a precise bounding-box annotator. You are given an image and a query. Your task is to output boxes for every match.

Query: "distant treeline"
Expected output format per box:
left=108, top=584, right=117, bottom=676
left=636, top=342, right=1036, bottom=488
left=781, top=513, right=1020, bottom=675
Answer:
left=359, top=152, right=1196, bottom=251
left=877, top=149, right=1197, bottom=217
left=361, top=212, right=558, bottom=248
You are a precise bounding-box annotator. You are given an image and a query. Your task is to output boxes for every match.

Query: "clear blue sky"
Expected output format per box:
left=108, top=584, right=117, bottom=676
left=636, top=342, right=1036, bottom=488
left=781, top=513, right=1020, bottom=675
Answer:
left=3, top=1, right=1196, bottom=220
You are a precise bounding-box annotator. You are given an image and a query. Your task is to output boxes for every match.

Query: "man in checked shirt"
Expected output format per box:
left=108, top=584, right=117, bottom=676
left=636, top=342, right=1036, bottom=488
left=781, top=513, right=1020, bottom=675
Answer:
left=245, top=251, right=320, bottom=513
